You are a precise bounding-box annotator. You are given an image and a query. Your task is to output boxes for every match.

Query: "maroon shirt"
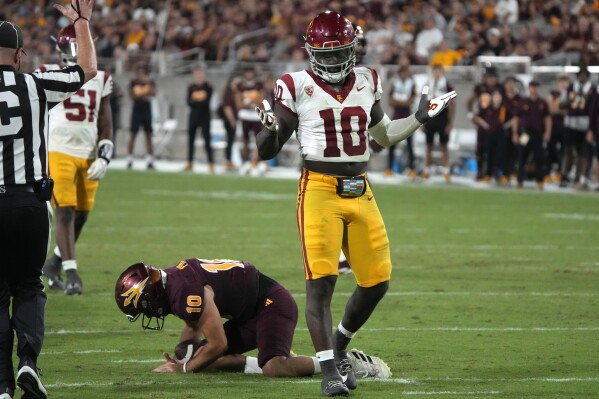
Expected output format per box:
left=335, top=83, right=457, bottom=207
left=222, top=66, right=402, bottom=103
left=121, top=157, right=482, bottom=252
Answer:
left=517, top=97, right=549, bottom=135
left=504, top=93, right=522, bottom=121
left=164, top=258, right=261, bottom=323
left=477, top=104, right=507, bottom=134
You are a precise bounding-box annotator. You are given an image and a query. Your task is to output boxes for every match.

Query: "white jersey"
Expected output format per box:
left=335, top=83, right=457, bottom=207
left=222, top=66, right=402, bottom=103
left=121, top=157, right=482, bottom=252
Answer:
left=275, top=67, right=382, bottom=162
left=38, top=64, right=113, bottom=159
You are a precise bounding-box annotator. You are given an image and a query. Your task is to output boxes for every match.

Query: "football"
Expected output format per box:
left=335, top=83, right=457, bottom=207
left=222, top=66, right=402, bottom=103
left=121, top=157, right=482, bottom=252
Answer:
left=173, top=339, right=206, bottom=364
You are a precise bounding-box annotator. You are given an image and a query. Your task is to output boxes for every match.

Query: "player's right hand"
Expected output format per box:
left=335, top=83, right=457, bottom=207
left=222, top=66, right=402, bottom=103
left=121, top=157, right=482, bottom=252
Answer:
left=415, top=86, right=457, bottom=124
left=54, top=0, right=94, bottom=23
left=87, top=158, right=108, bottom=180
left=255, top=99, right=279, bottom=133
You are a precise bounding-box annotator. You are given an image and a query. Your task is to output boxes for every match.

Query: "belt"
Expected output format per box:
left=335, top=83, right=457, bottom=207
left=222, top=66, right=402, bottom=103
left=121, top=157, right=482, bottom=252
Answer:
left=0, top=184, right=35, bottom=194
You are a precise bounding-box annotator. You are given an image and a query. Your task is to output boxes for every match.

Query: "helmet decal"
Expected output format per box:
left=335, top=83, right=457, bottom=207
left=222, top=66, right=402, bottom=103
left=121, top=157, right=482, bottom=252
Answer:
left=122, top=276, right=149, bottom=308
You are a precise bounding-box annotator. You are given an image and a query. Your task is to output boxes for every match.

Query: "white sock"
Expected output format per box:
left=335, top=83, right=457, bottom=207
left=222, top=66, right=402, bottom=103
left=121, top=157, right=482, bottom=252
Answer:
left=243, top=356, right=262, bottom=374
left=62, top=260, right=77, bottom=271
left=338, top=322, right=356, bottom=338
left=312, top=357, right=321, bottom=374
left=54, top=246, right=61, bottom=257
left=316, top=349, right=335, bottom=362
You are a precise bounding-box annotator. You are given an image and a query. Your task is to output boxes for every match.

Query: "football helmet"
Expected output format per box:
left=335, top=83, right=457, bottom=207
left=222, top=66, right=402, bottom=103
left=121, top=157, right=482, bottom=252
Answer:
left=115, top=262, right=169, bottom=330
left=55, top=24, right=78, bottom=65
left=305, top=11, right=356, bottom=84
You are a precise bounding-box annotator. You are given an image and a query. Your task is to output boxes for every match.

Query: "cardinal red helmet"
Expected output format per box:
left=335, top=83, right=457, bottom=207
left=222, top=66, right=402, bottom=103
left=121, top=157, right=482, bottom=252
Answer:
left=115, top=262, right=169, bottom=330
left=305, top=11, right=356, bottom=83
left=55, top=24, right=78, bottom=65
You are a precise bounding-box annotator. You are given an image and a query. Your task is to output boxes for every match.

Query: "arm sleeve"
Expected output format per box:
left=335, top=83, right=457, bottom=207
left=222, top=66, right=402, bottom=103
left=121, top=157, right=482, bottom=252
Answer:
left=368, top=113, right=422, bottom=147
left=32, top=65, right=85, bottom=106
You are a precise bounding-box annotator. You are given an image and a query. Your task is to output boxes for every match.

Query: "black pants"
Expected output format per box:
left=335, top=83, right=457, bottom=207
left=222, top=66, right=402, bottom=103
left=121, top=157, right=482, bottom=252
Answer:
left=504, top=133, right=517, bottom=177
left=546, top=125, right=564, bottom=174
left=188, top=115, right=213, bottom=164
left=517, top=135, right=545, bottom=183
left=482, top=131, right=506, bottom=178
left=0, top=192, right=49, bottom=391
left=222, top=117, right=237, bottom=163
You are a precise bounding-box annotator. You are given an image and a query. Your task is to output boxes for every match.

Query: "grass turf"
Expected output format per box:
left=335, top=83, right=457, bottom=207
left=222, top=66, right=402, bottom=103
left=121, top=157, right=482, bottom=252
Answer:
left=28, top=170, right=599, bottom=398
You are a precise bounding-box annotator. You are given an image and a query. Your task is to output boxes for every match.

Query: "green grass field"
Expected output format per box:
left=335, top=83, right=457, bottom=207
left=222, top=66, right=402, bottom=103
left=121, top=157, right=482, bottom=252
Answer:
left=31, top=170, right=599, bottom=398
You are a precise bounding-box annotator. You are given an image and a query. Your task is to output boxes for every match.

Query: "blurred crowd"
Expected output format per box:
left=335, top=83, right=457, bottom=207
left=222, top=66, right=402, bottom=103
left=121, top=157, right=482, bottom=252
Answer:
left=2, top=0, right=599, bottom=71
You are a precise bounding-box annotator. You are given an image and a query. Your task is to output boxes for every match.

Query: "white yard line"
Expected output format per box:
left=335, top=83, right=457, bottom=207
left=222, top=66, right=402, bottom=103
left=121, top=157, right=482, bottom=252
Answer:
left=46, top=326, right=599, bottom=335
left=43, top=349, right=121, bottom=355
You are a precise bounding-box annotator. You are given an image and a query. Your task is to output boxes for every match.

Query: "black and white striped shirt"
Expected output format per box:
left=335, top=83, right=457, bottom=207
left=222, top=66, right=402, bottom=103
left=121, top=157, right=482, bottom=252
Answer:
left=0, top=64, right=84, bottom=185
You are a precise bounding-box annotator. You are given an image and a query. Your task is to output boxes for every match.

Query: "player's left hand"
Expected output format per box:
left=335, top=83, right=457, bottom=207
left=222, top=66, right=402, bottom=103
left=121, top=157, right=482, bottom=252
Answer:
left=415, top=86, right=457, bottom=124
left=87, top=158, right=108, bottom=180
left=153, top=352, right=182, bottom=373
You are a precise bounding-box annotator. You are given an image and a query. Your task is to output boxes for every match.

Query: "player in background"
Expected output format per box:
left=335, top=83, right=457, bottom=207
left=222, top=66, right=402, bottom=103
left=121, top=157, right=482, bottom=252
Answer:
left=255, top=11, right=455, bottom=396
left=387, top=65, right=417, bottom=179
left=236, top=66, right=267, bottom=176
left=115, top=259, right=390, bottom=379
left=40, top=24, right=113, bottom=295
left=472, top=89, right=507, bottom=182
left=420, top=64, right=455, bottom=182
left=501, top=76, right=522, bottom=184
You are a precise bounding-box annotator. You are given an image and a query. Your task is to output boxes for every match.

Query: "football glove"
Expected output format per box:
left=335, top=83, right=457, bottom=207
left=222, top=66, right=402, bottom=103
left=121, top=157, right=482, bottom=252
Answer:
left=255, top=99, right=279, bottom=133
left=87, top=139, right=113, bottom=180
left=415, top=86, right=457, bottom=124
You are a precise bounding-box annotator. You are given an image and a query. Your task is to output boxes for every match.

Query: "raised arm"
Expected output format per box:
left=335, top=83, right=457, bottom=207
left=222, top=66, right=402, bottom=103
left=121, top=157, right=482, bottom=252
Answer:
left=53, top=0, right=97, bottom=82
left=255, top=100, right=298, bottom=160
left=369, top=86, right=457, bottom=147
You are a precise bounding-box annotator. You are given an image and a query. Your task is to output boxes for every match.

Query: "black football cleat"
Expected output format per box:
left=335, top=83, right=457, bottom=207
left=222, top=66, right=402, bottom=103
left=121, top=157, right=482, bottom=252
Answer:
left=337, top=357, right=357, bottom=390
left=321, top=375, right=349, bottom=397
left=64, top=269, right=83, bottom=295
left=42, top=255, right=64, bottom=291
left=16, top=364, right=47, bottom=399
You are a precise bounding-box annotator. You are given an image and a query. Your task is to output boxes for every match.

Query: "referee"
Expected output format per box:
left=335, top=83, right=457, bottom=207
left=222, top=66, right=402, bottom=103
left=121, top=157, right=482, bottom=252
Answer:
left=0, top=1, right=97, bottom=398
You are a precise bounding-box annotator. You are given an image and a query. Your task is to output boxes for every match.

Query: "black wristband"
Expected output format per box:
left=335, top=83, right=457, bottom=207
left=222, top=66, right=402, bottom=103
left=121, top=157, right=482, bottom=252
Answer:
left=73, top=16, right=89, bottom=24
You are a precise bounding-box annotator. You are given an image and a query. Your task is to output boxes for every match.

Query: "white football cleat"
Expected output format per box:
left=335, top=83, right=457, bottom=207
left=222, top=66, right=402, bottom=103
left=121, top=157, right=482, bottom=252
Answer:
left=347, top=348, right=392, bottom=379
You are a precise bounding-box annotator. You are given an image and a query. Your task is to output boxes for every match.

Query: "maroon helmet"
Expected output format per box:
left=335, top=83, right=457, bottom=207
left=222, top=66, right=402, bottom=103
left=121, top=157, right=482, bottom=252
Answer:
left=55, top=24, right=78, bottom=65
left=305, top=11, right=356, bottom=83
left=115, top=263, right=169, bottom=330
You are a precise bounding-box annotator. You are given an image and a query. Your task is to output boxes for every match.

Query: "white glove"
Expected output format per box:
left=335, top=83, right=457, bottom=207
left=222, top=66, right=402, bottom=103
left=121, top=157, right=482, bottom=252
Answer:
left=254, top=99, right=279, bottom=132
left=415, top=86, right=457, bottom=123
left=87, top=158, right=108, bottom=180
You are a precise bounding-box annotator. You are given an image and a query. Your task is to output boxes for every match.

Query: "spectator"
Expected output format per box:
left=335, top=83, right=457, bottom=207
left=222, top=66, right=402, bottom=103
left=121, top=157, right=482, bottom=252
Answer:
left=467, top=67, right=504, bottom=180
left=387, top=65, right=417, bottom=178
left=414, top=18, right=443, bottom=63
left=513, top=81, right=551, bottom=190
left=126, top=62, right=156, bottom=170
left=218, top=76, right=241, bottom=172
left=236, top=66, right=265, bottom=176
left=472, top=89, right=507, bottom=182
left=184, top=66, right=214, bottom=173
left=429, top=39, right=462, bottom=67
left=420, top=64, right=456, bottom=182
left=546, top=75, right=570, bottom=183
left=560, top=67, right=595, bottom=189
left=502, top=76, right=523, bottom=183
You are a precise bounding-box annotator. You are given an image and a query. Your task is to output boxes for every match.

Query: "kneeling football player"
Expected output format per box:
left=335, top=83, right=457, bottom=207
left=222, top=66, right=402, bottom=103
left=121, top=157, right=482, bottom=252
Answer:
left=115, top=258, right=390, bottom=378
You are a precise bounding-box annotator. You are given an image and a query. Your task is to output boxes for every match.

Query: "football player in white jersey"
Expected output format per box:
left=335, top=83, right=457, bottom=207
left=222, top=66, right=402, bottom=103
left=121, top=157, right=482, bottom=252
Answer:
left=40, top=24, right=114, bottom=295
left=255, top=11, right=455, bottom=397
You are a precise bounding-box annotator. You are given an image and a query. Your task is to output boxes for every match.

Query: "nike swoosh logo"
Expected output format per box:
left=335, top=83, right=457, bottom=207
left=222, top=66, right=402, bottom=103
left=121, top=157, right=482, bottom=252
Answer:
left=368, top=196, right=374, bottom=201
left=357, top=86, right=366, bottom=92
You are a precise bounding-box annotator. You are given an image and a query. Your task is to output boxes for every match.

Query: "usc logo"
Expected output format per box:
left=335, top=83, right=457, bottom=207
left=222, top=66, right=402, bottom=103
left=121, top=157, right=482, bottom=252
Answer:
left=428, top=103, right=438, bottom=111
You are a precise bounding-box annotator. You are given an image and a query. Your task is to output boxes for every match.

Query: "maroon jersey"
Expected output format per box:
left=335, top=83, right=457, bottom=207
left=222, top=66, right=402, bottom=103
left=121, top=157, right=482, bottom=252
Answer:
left=517, top=97, right=549, bottom=135
left=164, top=258, right=262, bottom=323
left=504, top=93, right=522, bottom=121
